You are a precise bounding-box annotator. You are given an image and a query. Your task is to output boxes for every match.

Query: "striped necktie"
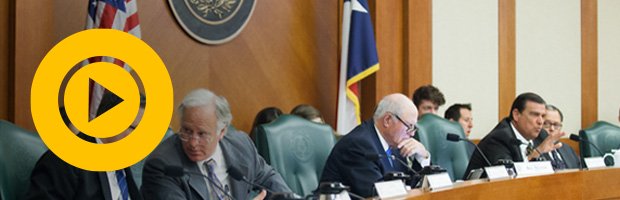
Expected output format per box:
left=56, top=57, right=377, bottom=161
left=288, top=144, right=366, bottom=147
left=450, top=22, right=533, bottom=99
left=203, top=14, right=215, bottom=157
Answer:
left=206, top=159, right=226, bottom=200
left=115, top=170, right=129, bottom=200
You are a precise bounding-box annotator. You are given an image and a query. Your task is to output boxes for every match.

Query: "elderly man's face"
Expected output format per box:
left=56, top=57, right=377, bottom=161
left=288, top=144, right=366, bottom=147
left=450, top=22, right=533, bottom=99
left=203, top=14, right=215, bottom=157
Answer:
left=384, top=109, right=418, bottom=147
left=179, top=105, right=226, bottom=162
left=543, top=109, right=563, bottom=136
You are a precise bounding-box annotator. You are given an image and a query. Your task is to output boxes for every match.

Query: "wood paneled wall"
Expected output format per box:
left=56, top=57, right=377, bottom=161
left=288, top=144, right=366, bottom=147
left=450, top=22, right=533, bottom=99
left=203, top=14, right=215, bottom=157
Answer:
left=361, top=0, right=433, bottom=120
left=1, top=0, right=604, bottom=133
left=0, top=0, right=11, bottom=121
left=7, top=0, right=338, bottom=133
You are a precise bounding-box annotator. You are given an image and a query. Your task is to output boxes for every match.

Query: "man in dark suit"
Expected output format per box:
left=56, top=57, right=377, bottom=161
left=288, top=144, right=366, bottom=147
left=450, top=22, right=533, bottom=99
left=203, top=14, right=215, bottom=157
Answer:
left=321, top=93, right=430, bottom=198
left=538, top=105, right=581, bottom=169
left=141, top=89, right=291, bottom=200
left=464, top=93, right=564, bottom=178
left=27, top=92, right=144, bottom=200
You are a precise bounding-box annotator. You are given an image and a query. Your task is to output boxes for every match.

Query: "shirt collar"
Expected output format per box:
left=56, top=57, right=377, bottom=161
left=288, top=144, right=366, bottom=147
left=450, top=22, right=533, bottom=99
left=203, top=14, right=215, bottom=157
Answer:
left=511, top=121, right=531, bottom=144
left=374, top=123, right=390, bottom=152
left=198, top=143, right=224, bottom=167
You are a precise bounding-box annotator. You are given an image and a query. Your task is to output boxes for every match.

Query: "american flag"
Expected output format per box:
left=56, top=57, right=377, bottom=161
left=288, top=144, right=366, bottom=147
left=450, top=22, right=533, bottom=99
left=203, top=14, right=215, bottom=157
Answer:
left=83, top=0, right=141, bottom=119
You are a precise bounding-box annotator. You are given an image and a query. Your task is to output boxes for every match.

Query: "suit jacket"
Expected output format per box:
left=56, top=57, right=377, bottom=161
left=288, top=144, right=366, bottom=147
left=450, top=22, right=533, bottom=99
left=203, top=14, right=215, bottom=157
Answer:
left=465, top=118, right=538, bottom=178
left=26, top=134, right=142, bottom=200
left=534, top=132, right=581, bottom=169
left=320, top=120, right=422, bottom=198
left=141, top=128, right=291, bottom=200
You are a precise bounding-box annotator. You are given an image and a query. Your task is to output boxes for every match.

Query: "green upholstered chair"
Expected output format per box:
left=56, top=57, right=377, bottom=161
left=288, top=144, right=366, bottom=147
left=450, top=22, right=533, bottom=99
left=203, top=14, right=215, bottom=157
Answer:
left=254, top=115, right=336, bottom=197
left=414, top=114, right=470, bottom=181
left=130, top=127, right=175, bottom=187
left=0, top=120, right=48, bottom=200
left=579, top=121, right=620, bottom=158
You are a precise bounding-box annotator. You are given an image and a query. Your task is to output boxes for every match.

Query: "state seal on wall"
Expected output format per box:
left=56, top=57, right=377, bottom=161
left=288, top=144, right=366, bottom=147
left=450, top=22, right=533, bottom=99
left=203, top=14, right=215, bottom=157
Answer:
left=168, top=0, right=256, bottom=45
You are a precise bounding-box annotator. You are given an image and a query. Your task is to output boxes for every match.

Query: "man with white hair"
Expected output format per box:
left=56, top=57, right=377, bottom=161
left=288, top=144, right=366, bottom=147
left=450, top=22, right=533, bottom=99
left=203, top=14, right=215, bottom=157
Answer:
left=141, top=89, right=291, bottom=200
left=320, top=93, right=430, bottom=198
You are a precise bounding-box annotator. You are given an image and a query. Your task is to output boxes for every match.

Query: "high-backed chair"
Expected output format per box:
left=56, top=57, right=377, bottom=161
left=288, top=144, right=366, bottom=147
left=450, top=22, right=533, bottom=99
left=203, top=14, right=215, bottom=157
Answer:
left=254, top=115, right=336, bottom=197
left=579, top=121, right=620, bottom=158
left=414, top=114, right=470, bottom=181
left=0, top=120, right=48, bottom=200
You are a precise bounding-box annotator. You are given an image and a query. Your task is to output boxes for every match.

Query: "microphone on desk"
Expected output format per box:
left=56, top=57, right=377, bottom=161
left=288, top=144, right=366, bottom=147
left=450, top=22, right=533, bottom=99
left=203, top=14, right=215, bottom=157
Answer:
left=164, top=165, right=236, bottom=200
left=364, top=152, right=421, bottom=178
left=227, top=166, right=300, bottom=200
left=570, top=134, right=609, bottom=168
left=570, top=134, right=605, bottom=156
left=446, top=133, right=492, bottom=167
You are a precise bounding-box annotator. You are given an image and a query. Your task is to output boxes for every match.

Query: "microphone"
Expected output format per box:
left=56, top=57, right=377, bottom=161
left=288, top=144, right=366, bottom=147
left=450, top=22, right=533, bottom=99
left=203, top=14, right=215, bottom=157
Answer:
left=227, top=166, right=300, bottom=200
left=364, top=152, right=422, bottom=178
left=570, top=134, right=605, bottom=156
left=389, top=155, right=421, bottom=178
left=446, top=133, right=492, bottom=167
left=164, top=165, right=236, bottom=200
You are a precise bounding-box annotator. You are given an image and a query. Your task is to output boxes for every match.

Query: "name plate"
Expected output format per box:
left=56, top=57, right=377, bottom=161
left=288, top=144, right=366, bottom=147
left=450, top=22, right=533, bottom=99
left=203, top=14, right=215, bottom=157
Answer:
left=484, top=165, right=510, bottom=180
left=584, top=157, right=607, bottom=169
left=514, top=161, right=554, bottom=178
left=374, top=179, right=407, bottom=199
left=421, top=172, right=453, bottom=191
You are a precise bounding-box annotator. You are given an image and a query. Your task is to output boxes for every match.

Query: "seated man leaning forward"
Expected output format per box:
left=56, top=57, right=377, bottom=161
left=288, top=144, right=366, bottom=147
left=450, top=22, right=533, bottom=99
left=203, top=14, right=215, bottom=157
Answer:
left=320, top=93, right=430, bottom=198
left=464, top=92, right=564, bottom=178
left=141, top=89, right=291, bottom=200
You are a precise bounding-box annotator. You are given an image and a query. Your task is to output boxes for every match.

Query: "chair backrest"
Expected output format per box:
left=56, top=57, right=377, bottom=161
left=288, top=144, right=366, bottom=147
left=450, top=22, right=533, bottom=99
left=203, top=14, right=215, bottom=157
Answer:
left=254, top=115, right=336, bottom=197
left=0, top=120, right=48, bottom=200
left=130, top=127, right=175, bottom=187
left=579, top=121, right=620, bottom=157
left=414, top=114, right=470, bottom=181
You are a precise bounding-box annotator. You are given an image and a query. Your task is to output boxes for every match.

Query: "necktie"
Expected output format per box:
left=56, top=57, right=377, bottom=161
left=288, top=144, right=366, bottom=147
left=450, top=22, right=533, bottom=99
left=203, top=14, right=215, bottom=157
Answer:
left=386, top=148, right=394, bottom=167
left=526, top=142, right=534, bottom=156
left=115, top=170, right=129, bottom=200
left=206, top=159, right=226, bottom=200
left=551, top=150, right=567, bottom=170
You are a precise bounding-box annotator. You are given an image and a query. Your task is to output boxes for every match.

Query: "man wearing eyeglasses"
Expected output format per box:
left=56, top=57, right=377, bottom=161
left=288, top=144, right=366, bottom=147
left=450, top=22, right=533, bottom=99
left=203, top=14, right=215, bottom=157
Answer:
left=536, top=105, right=580, bottom=170
left=464, top=93, right=564, bottom=179
left=141, top=89, right=291, bottom=200
left=320, top=93, right=430, bottom=198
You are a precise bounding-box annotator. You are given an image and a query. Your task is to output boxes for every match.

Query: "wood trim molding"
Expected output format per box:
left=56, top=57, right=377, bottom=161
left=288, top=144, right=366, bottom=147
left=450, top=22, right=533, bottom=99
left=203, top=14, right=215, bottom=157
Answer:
left=405, top=0, right=433, bottom=94
left=581, top=0, right=598, bottom=129
left=498, top=0, right=516, bottom=120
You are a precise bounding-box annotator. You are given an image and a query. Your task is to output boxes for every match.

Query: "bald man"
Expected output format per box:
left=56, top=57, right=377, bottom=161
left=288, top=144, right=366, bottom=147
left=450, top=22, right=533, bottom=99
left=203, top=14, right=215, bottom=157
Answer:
left=320, top=93, right=430, bottom=198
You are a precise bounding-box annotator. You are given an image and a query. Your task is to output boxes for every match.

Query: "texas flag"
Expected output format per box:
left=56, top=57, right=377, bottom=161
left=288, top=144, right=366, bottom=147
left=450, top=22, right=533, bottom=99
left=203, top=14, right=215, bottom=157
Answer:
left=337, top=0, right=380, bottom=135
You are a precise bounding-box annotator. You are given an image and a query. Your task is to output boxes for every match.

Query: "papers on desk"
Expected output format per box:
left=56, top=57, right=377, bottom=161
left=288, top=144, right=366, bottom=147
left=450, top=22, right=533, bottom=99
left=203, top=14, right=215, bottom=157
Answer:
left=514, top=161, right=554, bottom=178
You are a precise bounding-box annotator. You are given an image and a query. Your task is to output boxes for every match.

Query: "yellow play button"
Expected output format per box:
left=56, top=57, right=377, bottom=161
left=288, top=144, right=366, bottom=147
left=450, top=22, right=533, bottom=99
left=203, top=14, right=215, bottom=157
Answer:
left=31, top=29, right=173, bottom=171
left=64, top=62, right=139, bottom=138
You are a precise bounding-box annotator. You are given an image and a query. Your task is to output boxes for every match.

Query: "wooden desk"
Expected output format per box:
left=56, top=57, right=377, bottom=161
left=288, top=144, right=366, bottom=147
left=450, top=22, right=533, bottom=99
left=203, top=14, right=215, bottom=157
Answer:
left=385, top=167, right=620, bottom=199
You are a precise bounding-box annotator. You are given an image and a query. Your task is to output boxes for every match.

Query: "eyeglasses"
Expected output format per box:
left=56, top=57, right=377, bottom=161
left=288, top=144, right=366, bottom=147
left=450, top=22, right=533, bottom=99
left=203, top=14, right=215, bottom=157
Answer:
left=543, top=121, right=563, bottom=129
left=178, top=127, right=215, bottom=144
left=392, top=113, right=418, bottom=134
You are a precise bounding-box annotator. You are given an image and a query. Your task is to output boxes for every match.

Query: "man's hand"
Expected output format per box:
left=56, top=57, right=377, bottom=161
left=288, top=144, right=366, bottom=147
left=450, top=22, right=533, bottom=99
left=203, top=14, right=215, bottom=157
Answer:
left=397, top=138, right=429, bottom=159
left=528, top=130, right=565, bottom=160
left=538, top=130, right=565, bottom=153
left=253, top=190, right=267, bottom=200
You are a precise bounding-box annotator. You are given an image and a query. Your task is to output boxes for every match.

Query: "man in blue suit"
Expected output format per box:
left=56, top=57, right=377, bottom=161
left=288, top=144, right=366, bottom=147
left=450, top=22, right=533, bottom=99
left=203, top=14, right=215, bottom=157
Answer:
left=320, top=93, right=430, bottom=198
